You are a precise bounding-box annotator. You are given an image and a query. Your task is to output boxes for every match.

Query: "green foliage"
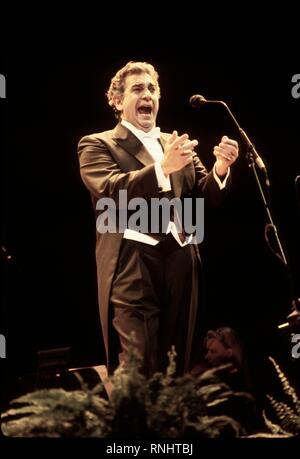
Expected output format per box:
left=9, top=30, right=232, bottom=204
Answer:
left=1, top=375, right=112, bottom=437
left=264, top=357, right=300, bottom=435
left=0, top=346, right=260, bottom=438
left=145, top=369, right=243, bottom=438
left=109, top=341, right=148, bottom=437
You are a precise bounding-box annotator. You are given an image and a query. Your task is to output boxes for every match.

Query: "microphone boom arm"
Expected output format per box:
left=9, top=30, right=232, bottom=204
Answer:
left=190, top=94, right=296, bottom=327
left=190, top=95, right=268, bottom=180
left=213, top=99, right=288, bottom=267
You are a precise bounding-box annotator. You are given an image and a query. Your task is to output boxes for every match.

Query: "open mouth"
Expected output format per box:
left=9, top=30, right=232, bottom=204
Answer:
left=137, top=105, right=152, bottom=115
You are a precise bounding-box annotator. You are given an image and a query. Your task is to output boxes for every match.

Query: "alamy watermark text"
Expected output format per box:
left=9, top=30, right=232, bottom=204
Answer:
left=95, top=190, right=204, bottom=244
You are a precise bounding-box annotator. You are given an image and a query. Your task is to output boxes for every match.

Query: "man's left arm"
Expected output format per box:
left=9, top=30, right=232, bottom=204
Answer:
left=193, top=135, right=239, bottom=206
left=213, top=135, right=239, bottom=185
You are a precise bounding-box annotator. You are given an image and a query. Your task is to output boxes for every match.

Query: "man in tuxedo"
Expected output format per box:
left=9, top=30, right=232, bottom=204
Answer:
left=78, top=61, right=239, bottom=376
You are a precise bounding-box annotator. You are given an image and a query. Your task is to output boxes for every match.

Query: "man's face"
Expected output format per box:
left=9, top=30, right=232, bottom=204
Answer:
left=115, top=72, right=160, bottom=131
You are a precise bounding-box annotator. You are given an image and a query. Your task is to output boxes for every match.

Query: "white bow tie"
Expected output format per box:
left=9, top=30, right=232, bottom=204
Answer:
left=142, top=127, right=161, bottom=139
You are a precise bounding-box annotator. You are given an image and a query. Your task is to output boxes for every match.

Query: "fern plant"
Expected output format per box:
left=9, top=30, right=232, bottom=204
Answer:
left=264, top=356, right=300, bottom=435
left=1, top=374, right=112, bottom=437
left=0, top=346, right=264, bottom=438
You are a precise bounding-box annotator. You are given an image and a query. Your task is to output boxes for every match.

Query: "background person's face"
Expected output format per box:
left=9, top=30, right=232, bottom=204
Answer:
left=116, top=72, right=159, bottom=131
left=205, top=338, right=232, bottom=366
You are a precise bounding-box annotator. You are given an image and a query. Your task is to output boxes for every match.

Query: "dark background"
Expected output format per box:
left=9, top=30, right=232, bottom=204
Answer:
left=1, top=6, right=299, bottom=405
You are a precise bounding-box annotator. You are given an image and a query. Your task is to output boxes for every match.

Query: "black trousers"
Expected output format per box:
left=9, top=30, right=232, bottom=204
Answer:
left=110, top=235, right=199, bottom=376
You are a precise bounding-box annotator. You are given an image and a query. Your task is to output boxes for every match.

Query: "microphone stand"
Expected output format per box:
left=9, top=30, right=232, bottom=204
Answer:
left=213, top=100, right=289, bottom=265
left=224, top=102, right=300, bottom=332
left=191, top=96, right=299, bottom=332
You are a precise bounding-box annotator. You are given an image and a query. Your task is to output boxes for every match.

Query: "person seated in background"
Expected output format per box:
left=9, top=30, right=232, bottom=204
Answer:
left=191, top=327, right=264, bottom=434
left=191, top=326, right=252, bottom=392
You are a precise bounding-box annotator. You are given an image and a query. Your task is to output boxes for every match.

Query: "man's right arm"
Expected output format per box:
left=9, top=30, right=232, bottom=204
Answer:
left=160, top=131, right=198, bottom=177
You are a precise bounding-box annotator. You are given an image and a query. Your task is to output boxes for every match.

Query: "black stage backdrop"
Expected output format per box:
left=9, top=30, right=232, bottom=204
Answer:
left=1, top=6, right=299, bottom=411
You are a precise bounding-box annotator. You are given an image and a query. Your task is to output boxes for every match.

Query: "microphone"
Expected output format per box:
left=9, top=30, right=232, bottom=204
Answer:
left=189, top=94, right=208, bottom=106
left=189, top=94, right=269, bottom=183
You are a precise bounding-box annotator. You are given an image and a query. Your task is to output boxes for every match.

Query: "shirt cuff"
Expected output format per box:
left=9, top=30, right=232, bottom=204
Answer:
left=213, top=164, right=230, bottom=190
left=154, top=162, right=171, bottom=191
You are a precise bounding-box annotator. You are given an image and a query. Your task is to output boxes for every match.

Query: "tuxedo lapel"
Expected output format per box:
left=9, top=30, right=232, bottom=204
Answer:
left=112, top=124, right=186, bottom=196
left=112, top=124, right=154, bottom=167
